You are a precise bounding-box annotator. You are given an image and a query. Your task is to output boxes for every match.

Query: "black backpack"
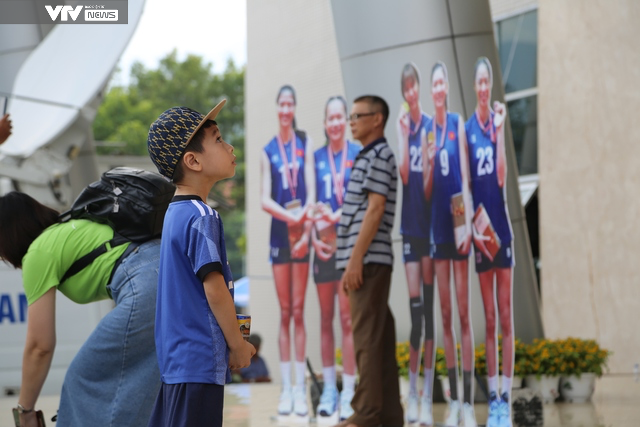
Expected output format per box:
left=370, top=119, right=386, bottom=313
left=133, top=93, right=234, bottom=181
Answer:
left=58, top=167, right=176, bottom=283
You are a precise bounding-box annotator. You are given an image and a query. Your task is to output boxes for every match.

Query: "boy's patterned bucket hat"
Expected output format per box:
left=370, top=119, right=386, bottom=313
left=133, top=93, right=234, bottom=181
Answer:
left=147, top=99, right=226, bottom=179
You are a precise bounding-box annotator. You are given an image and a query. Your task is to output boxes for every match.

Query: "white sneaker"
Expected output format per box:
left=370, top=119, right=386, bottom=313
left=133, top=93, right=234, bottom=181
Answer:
left=497, top=399, right=512, bottom=427
left=418, top=395, right=433, bottom=426
left=486, top=395, right=501, bottom=427
left=317, top=385, right=338, bottom=417
left=339, top=388, right=355, bottom=421
left=462, top=402, right=477, bottom=427
left=406, top=391, right=419, bottom=423
left=293, top=387, right=308, bottom=416
left=444, top=400, right=461, bottom=426
left=278, top=387, right=293, bottom=415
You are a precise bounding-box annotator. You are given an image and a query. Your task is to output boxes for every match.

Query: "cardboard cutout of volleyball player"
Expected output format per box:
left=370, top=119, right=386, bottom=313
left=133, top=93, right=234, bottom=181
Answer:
left=423, top=61, right=477, bottom=427
left=465, top=57, right=515, bottom=427
left=260, top=84, right=314, bottom=418
left=310, top=96, right=361, bottom=421
left=395, top=63, right=437, bottom=425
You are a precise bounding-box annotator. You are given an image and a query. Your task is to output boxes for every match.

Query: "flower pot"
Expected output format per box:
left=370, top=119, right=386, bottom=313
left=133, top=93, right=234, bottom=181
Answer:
left=560, top=373, right=596, bottom=403
left=525, top=375, right=560, bottom=403
left=513, top=376, right=524, bottom=389
left=399, top=376, right=410, bottom=399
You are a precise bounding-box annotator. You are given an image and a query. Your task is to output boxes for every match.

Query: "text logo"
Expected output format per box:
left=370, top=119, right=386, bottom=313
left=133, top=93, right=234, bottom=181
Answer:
left=85, top=10, right=118, bottom=21
left=45, top=5, right=84, bottom=21
left=0, top=293, right=28, bottom=324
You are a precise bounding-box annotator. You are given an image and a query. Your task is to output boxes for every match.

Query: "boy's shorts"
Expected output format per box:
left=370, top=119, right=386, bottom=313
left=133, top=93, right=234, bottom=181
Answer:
left=430, top=242, right=470, bottom=261
left=147, top=382, right=224, bottom=427
left=402, top=235, right=431, bottom=263
left=473, top=241, right=515, bottom=273
left=270, top=246, right=310, bottom=264
left=313, top=253, right=342, bottom=283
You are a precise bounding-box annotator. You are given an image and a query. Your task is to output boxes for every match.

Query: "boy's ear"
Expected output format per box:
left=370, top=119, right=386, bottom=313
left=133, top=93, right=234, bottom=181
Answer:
left=182, top=151, right=202, bottom=172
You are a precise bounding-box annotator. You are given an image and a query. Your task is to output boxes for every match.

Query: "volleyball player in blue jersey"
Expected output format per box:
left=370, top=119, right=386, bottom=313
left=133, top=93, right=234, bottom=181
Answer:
left=466, top=57, right=514, bottom=427
left=424, top=61, right=477, bottom=427
left=311, top=96, right=361, bottom=421
left=261, top=85, right=314, bottom=416
left=395, top=62, right=436, bottom=426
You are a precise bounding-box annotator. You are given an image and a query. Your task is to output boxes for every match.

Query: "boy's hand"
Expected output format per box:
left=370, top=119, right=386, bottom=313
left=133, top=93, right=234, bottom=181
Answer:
left=228, top=341, right=255, bottom=371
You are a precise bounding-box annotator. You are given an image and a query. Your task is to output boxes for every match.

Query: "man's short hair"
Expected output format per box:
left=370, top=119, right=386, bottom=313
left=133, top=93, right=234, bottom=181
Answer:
left=353, top=95, right=389, bottom=127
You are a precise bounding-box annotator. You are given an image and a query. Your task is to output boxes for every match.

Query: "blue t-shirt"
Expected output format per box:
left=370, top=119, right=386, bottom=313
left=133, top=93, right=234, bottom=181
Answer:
left=429, top=113, right=464, bottom=245
left=465, top=112, right=513, bottom=244
left=314, top=141, right=361, bottom=212
left=264, top=134, right=308, bottom=248
left=155, top=195, right=234, bottom=385
left=401, top=112, right=432, bottom=238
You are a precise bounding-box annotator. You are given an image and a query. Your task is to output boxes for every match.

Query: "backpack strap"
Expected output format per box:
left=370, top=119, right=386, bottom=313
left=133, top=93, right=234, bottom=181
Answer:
left=60, top=234, right=130, bottom=284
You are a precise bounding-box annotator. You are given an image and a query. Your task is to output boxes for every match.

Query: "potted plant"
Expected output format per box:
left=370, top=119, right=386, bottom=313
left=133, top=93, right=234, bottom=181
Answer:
left=557, top=337, right=610, bottom=403
left=523, top=338, right=562, bottom=403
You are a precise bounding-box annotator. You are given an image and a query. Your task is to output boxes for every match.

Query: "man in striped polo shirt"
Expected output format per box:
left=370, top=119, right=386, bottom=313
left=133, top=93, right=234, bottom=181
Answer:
left=334, top=95, right=402, bottom=427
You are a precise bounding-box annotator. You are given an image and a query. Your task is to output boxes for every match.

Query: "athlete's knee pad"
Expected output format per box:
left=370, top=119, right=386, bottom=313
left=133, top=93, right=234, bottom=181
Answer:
left=409, top=296, right=423, bottom=350
left=423, top=284, right=435, bottom=341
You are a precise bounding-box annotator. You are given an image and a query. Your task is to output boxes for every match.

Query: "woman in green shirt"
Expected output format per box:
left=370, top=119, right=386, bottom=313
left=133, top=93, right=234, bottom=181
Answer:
left=0, top=191, right=161, bottom=427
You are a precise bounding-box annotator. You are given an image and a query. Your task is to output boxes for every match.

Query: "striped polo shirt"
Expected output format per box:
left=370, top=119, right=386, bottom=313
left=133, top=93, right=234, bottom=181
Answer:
left=336, top=137, right=397, bottom=269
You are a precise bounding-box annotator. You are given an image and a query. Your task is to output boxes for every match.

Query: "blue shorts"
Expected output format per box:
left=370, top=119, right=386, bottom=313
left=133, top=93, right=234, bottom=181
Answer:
left=270, top=246, right=310, bottom=264
left=431, top=242, right=470, bottom=261
left=147, top=382, right=224, bottom=427
left=402, top=235, right=431, bottom=263
left=313, top=254, right=342, bottom=283
left=473, top=241, right=515, bottom=273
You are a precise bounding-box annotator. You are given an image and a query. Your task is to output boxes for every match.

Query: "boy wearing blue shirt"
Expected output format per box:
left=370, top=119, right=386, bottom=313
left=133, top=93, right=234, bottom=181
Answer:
left=146, top=100, right=255, bottom=427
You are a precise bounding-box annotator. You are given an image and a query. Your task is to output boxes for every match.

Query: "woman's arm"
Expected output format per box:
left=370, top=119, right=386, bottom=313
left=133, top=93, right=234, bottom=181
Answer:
left=290, top=140, right=315, bottom=257
left=458, top=117, right=473, bottom=255
left=494, top=101, right=507, bottom=188
left=302, top=136, right=315, bottom=218
left=396, top=106, right=410, bottom=185
left=19, top=288, right=56, bottom=412
left=422, top=127, right=435, bottom=200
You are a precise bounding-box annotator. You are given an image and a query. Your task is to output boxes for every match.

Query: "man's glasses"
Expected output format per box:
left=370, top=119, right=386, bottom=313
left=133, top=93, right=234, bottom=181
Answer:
left=349, top=112, right=376, bottom=121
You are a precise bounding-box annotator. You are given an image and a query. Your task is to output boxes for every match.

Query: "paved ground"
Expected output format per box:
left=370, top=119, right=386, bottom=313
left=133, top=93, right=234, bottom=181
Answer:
left=0, top=374, right=637, bottom=426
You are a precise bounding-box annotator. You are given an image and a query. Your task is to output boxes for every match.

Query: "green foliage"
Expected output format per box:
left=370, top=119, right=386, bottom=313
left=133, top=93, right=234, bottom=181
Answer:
left=94, top=50, right=247, bottom=276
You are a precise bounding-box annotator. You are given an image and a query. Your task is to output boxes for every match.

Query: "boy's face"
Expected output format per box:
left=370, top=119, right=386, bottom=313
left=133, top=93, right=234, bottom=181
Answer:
left=199, top=124, right=236, bottom=180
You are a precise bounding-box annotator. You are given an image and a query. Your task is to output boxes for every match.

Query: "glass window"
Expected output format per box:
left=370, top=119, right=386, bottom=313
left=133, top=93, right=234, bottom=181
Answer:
left=507, top=95, right=537, bottom=175
left=496, top=10, right=537, bottom=93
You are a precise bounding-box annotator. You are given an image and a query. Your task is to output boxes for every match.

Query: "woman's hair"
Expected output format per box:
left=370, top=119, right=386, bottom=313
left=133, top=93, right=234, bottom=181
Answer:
left=276, top=84, right=298, bottom=130
left=0, top=192, right=60, bottom=268
left=400, top=62, right=420, bottom=99
left=430, top=61, right=449, bottom=108
left=323, top=95, right=348, bottom=143
left=474, top=56, right=493, bottom=88
left=172, top=119, right=215, bottom=183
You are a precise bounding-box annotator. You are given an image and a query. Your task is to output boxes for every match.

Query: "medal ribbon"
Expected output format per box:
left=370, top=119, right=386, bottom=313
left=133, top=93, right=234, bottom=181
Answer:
left=409, top=113, right=422, bottom=137
left=276, top=132, right=299, bottom=200
left=328, top=142, right=348, bottom=206
left=475, top=109, right=495, bottom=143
left=433, top=111, right=448, bottom=149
